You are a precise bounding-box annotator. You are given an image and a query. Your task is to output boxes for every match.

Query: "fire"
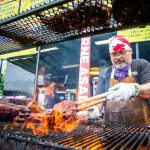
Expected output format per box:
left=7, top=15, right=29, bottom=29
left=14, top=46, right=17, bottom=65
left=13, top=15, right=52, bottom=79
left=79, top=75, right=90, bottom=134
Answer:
left=25, top=100, right=81, bottom=135
left=27, top=101, right=43, bottom=113
left=3, top=101, right=81, bottom=136
left=53, top=101, right=80, bottom=132
left=23, top=101, right=52, bottom=135
left=26, top=114, right=52, bottom=135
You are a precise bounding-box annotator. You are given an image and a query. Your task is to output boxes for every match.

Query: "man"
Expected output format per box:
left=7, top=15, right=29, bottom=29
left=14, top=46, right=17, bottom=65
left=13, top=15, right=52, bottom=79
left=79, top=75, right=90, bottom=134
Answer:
left=37, top=66, right=45, bottom=86
left=95, top=35, right=150, bottom=123
left=44, top=80, right=61, bottom=109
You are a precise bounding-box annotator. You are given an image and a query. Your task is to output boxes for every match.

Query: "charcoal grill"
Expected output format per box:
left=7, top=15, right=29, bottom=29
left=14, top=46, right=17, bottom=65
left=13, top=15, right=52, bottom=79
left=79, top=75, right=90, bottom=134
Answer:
left=0, top=121, right=149, bottom=150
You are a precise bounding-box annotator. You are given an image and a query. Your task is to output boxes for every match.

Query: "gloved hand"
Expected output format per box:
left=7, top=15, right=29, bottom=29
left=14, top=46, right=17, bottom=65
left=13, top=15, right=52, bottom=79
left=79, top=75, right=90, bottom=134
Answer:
left=107, top=83, right=141, bottom=101
left=87, top=106, right=101, bottom=119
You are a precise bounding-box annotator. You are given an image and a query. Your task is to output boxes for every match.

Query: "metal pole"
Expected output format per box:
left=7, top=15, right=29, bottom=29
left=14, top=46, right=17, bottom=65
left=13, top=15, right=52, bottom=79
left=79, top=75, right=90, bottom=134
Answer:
left=34, top=47, right=41, bottom=93
left=135, top=43, right=139, bottom=59
left=0, top=59, right=3, bottom=81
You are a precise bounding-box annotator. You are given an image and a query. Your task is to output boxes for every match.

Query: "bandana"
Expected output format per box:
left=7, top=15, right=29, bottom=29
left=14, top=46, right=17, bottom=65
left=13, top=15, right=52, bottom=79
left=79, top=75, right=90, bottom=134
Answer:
left=109, top=35, right=132, bottom=53
left=114, top=64, right=131, bottom=81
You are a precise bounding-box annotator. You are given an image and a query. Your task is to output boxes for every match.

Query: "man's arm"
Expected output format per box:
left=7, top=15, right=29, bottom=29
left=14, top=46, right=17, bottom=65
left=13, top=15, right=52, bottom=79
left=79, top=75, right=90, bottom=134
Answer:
left=139, top=82, right=150, bottom=99
left=140, top=82, right=150, bottom=91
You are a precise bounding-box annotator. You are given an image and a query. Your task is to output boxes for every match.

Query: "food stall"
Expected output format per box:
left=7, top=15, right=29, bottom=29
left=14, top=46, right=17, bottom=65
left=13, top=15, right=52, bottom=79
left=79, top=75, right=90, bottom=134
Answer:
left=0, top=0, right=150, bottom=149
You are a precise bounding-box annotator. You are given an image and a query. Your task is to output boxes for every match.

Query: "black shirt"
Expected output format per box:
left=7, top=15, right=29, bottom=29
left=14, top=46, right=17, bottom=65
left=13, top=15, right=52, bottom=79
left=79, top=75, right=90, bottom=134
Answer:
left=95, top=59, right=150, bottom=109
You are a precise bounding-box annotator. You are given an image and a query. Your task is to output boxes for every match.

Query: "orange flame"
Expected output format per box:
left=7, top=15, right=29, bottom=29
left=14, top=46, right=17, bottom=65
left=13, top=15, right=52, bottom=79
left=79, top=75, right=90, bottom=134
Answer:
left=53, top=101, right=80, bottom=132
left=25, top=101, right=81, bottom=135
left=3, top=101, right=82, bottom=136
left=27, top=101, right=43, bottom=113
left=25, top=114, right=52, bottom=135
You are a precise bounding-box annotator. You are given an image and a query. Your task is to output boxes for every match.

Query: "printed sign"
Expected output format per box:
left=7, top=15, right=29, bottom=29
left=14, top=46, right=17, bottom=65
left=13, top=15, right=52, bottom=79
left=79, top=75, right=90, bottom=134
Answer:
left=20, top=0, right=54, bottom=13
left=0, top=0, right=13, bottom=5
left=20, top=0, right=32, bottom=13
left=0, top=0, right=19, bottom=20
left=78, top=37, right=91, bottom=100
left=117, top=26, right=150, bottom=42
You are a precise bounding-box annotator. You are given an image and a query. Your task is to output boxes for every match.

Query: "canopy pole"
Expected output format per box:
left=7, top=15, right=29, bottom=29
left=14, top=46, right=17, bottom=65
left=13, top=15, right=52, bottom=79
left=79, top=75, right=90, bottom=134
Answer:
left=33, top=46, right=41, bottom=99
left=135, top=43, right=139, bottom=59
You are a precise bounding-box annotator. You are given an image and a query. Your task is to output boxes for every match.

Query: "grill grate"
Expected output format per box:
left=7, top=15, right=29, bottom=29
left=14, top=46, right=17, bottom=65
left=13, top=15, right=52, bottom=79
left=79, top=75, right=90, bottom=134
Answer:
left=1, top=0, right=150, bottom=54
left=0, top=121, right=149, bottom=150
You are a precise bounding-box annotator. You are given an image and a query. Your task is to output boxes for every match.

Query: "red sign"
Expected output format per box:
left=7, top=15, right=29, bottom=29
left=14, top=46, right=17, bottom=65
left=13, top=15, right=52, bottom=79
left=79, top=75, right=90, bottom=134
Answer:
left=78, top=37, right=91, bottom=100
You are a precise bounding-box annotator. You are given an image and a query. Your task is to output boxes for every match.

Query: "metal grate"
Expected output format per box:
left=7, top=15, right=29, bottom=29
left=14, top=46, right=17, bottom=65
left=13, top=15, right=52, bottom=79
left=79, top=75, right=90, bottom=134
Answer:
left=0, top=121, right=149, bottom=150
left=0, top=0, right=150, bottom=54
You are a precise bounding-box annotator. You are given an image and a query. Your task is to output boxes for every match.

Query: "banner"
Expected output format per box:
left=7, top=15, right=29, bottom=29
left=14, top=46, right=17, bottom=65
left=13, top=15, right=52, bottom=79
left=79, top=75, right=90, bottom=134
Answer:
left=0, top=0, right=19, bottom=20
left=0, top=60, right=7, bottom=96
left=0, top=48, right=36, bottom=59
left=78, top=37, right=91, bottom=100
left=117, top=26, right=150, bottom=42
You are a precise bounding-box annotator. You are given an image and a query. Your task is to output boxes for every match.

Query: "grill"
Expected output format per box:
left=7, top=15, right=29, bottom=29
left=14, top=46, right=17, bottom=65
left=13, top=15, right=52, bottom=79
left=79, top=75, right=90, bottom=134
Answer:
left=1, top=0, right=150, bottom=54
left=0, top=121, right=149, bottom=150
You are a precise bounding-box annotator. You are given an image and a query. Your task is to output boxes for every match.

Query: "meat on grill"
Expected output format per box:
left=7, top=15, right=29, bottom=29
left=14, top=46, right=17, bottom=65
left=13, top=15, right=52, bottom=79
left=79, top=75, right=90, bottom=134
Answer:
left=0, top=102, right=30, bottom=121
left=25, top=101, right=76, bottom=125
left=53, top=100, right=76, bottom=119
left=27, top=101, right=43, bottom=113
left=52, top=100, right=78, bottom=130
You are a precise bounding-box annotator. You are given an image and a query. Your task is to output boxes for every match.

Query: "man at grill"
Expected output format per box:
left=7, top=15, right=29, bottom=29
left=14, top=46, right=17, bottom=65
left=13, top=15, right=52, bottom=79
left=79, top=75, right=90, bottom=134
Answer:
left=44, top=79, right=61, bottom=109
left=95, top=35, right=150, bottom=123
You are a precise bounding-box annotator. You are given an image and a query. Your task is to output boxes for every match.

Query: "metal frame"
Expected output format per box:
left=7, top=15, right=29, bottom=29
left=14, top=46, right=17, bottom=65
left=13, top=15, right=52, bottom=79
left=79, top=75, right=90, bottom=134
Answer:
left=1, top=0, right=150, bottom=54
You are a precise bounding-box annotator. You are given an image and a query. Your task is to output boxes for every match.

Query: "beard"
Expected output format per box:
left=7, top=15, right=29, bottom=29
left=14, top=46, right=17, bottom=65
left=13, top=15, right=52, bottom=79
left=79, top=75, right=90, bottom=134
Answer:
left=114, top=60, right=127, bottom=69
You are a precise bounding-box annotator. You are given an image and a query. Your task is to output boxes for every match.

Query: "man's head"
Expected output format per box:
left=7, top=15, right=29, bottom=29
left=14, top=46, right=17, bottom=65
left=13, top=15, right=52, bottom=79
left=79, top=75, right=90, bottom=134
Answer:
left=109, top=35, right=132, bottom=68
left=38, top=66, right=45, bottom=75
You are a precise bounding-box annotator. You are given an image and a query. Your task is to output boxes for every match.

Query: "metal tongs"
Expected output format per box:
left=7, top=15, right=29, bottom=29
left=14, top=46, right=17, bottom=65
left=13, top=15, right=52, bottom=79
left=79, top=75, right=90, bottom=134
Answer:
left=76, top=90, right=116, bottom=111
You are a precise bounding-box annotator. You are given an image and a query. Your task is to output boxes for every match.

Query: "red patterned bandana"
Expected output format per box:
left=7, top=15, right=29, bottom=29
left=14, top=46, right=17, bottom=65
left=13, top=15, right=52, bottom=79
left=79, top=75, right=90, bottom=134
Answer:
left=109, top=36, right=132, bottom=53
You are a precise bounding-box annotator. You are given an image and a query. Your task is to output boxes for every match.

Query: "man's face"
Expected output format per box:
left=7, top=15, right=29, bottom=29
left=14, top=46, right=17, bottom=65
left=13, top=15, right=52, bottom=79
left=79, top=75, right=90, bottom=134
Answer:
left=110, top=50, right=132, bottom=68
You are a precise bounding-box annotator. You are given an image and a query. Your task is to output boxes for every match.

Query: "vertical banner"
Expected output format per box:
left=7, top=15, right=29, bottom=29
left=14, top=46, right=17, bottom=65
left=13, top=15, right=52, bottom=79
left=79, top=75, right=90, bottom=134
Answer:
left=78, top=37, right=91, bottom=100
left=0, top=60, right=7, bottom=96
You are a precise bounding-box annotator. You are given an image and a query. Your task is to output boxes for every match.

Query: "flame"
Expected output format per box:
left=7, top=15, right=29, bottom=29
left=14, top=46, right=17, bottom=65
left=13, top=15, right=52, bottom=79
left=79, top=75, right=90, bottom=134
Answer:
left=25, top=100, right=81, bottom=135
left=27, top=101, right=43, bottom=113
left=3, top=100, right=82, bottom=136
left=53, top=101, right=80, bottom=132
left=25, top=114, right=52, bottom=135
left=24, top=101, right=53, bottom=135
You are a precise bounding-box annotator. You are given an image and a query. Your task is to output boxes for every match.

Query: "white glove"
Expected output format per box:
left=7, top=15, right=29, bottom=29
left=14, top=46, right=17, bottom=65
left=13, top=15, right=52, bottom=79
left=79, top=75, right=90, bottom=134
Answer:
left=87, top=106, right=101, bottom=119
left=107, top=83, right=140, bottom=101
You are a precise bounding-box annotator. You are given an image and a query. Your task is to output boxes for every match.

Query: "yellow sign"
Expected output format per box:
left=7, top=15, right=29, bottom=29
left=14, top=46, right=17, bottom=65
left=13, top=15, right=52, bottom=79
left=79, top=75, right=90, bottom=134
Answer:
left=20, top=0, right=51, bottom=13
left=0, top=0, right=19, bottom=20
left=90, top=67, right=100, bottom=76
left=0, top=48, right=36, bottom=59
left=0, top=0, right=13, bottom=5
left=20, top=0, right=32, bottom=13
left=117, top=26, right=150, bottom=42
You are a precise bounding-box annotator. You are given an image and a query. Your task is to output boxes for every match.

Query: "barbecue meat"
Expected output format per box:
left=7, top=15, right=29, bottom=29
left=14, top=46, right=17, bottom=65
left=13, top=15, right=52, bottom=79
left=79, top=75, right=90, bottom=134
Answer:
left=52, top=100, right=79, bottom=131
left=53, top=100, right=76, bottom=119
left=0, top=102, right=30, bottom=121
left=27, top=101, right=43, bottom=113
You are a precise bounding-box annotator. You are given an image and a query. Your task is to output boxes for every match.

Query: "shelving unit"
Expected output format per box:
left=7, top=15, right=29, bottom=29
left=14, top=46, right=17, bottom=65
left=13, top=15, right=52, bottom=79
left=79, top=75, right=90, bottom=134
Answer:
left=1, top=0, right=150, bottom=54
